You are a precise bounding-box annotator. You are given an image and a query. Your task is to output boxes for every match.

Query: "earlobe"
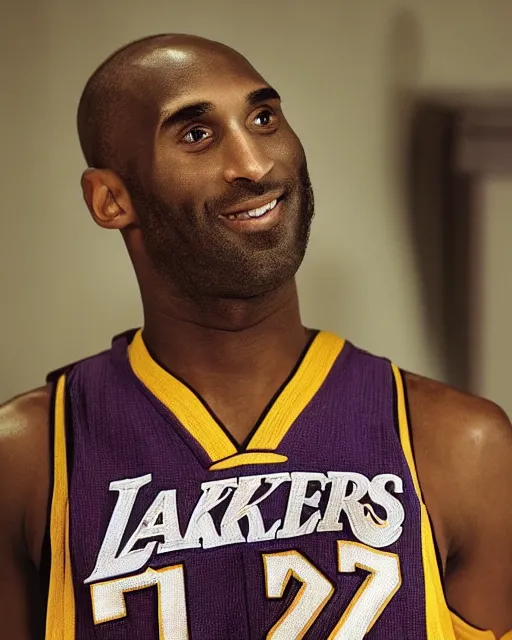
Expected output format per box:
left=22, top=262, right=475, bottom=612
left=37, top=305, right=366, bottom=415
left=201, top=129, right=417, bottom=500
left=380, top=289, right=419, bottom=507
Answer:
left=80, top=168, right=138, bottom=230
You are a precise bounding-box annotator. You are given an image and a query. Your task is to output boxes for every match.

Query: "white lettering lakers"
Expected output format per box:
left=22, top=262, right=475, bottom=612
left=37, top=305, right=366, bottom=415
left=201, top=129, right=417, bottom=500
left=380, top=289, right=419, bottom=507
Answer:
left=84, top=471, right=405, bottom=584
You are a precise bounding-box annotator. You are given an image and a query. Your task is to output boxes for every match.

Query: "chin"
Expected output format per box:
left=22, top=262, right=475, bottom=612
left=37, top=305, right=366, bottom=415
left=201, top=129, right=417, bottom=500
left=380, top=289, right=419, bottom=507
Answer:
left=216, top=249, right=306, bottom=300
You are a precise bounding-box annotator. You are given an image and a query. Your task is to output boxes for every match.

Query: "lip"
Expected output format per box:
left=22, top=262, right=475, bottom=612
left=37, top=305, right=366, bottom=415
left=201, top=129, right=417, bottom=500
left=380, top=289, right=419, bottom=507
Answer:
left=218, top=197, right=285, bottom=232
left=220, top=190, right=285, bottom=216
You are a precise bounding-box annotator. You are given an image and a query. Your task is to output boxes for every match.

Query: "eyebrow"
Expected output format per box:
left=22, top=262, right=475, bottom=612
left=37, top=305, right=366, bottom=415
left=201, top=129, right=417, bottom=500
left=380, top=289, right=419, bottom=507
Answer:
left=160, top=86, right=282, bottom=130
left=246, top=86, right=281, bottom=106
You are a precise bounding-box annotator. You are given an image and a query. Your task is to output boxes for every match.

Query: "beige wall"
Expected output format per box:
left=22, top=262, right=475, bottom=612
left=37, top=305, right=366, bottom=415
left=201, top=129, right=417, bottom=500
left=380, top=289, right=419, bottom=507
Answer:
left=2, top=0, right=512, bottom=401
left=477, top=177, right=512, bottom=416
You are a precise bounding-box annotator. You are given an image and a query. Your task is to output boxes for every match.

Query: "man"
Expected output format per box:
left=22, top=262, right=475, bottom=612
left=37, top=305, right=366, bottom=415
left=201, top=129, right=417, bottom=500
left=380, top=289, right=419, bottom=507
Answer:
left=0, top=33, right=511, bottom=640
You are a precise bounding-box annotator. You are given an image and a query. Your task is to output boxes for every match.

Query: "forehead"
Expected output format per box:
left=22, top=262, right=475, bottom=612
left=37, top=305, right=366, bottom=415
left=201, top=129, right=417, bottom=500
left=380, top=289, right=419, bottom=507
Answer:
left=132, top=44, right=268, bottom=111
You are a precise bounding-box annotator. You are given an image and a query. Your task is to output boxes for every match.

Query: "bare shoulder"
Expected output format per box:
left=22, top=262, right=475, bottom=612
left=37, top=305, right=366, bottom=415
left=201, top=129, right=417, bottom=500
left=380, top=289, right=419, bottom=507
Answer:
left=404, top=372, right=512, bottom=634
left=0, top=386, right=52, bottom=437
left=0, top=386, right=52, bottom=475
left=403, top=372, right=512, bottom=505
left=0, top=386, right=52, bottom=565
left=404, top=370, right=510, bottom=436
left=404, top=370, right=512, bottom=510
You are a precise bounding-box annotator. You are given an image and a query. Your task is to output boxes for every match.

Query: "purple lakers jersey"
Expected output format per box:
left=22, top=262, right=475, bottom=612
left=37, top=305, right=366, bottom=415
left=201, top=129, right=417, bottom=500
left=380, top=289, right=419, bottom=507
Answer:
left=44, top=328, right=459, bottom=639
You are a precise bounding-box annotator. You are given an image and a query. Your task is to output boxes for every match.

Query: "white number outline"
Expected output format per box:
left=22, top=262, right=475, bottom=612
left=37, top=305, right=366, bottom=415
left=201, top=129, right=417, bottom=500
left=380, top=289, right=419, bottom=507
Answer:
left=90, top=565, right=188, bottom=639
left=263, top=542, right=401, bottom=639
left=331, top=541, right=402, bottom=638
left=263, top=550, right=335, bottom=639
left=90, top=542, right=401, bottom=639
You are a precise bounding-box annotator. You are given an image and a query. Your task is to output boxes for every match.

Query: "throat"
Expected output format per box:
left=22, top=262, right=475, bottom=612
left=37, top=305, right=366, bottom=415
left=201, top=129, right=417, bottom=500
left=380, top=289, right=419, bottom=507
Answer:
left=139, top=291, right=314, bottom=447
left=176, top=328, right=316, bottom=447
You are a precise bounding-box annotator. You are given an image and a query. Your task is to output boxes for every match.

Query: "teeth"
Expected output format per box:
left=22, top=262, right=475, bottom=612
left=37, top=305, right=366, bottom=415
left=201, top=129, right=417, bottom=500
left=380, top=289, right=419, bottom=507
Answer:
left=225, top=198, right=278, bottom=221
left=226, top=198, right=277, bottom=220
left=247, top=199, right=277, bottom=218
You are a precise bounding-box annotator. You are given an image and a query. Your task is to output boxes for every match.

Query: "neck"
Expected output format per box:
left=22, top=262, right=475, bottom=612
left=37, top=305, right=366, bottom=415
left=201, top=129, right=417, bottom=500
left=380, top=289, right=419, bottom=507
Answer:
left=124, top=228, right=314, bottom=441
left=139, top=279, right=311, bottom=443
left=140, top=278, right=308, bottom=378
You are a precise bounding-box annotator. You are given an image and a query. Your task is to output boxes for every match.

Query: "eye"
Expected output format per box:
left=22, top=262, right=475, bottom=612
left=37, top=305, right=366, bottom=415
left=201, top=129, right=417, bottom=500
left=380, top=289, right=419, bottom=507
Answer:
left=182, top=128, right=211, bottom=144
left=254, top=109, right=276, bottom=127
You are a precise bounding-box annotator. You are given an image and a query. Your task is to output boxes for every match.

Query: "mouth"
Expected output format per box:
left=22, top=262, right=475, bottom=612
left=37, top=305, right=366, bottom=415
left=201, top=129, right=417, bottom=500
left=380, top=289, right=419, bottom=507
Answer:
left=219, top=192, right=285, bottom=222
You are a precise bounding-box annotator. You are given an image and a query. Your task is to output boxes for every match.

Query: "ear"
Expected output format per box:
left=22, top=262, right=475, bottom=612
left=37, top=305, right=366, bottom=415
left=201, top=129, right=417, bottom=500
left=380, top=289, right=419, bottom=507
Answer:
left=80, top=168, right=139, bottom=230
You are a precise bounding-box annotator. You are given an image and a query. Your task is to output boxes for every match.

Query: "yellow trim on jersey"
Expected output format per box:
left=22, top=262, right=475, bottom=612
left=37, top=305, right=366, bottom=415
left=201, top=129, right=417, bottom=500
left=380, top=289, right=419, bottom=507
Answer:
left=128, top=329, right=344, bottom=464
left=45, top=374, right=76, bottom=640
left=391, top=365, right=456, bottom=640
left=247, top=332, right=345, bottom=450
left=209, top=452, right=288, bottom=471
left=128, top=330, right=237, bottom=462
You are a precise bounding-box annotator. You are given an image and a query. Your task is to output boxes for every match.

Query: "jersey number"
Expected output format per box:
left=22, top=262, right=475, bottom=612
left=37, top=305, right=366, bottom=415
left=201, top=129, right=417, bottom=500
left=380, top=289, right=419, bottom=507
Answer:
left=91, top=541, right=401, bottom=639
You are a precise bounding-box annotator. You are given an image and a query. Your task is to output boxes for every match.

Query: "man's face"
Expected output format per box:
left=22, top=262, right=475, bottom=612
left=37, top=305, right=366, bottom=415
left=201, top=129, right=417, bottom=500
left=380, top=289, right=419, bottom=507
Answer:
left=129, top=45, right=314, bottom=299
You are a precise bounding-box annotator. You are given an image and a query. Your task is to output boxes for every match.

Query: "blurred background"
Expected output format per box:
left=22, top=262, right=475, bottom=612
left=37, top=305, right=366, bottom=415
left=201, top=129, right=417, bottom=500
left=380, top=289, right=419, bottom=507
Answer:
left=1, top=1, right=512, bottom=415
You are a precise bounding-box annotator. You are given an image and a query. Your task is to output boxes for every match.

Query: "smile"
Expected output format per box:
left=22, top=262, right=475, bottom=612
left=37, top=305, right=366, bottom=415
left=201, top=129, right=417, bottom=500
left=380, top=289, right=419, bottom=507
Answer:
left=218, top=195, right=285, bottom=233
left=224, top=198, right=279, bottom=221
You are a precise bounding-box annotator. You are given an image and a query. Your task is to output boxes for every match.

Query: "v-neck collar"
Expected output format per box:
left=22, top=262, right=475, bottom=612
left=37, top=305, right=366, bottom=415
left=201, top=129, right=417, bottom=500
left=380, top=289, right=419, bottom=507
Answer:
left=127, top=329, right=345, bottom=471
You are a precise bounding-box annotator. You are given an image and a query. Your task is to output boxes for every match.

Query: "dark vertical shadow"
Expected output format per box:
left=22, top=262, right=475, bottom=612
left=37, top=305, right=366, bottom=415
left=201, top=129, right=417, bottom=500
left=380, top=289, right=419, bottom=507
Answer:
left=443, top=167, right=476, bottom=391
left=405, top=105, right=449, bottom=372
left=385, top=8, right=475, bottom=387
left=406, top=103, right=475, bottom=390
left=384, top=9, right=451, bottom=376
left=406, top=104, right=456, bottom=382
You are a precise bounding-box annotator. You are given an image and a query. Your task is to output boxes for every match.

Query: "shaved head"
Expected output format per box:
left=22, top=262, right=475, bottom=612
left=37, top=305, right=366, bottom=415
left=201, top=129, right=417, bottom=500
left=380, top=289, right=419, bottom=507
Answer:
left=78, top=34, right=314, bottom=300
left=77, top=34, right=256, bottom=180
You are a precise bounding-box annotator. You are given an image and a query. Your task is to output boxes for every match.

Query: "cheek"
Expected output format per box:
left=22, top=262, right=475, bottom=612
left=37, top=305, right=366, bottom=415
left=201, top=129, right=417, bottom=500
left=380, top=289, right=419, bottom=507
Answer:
left=152, top=149, right=219, bottom=205
left=275, top=127, right=306, bottom=170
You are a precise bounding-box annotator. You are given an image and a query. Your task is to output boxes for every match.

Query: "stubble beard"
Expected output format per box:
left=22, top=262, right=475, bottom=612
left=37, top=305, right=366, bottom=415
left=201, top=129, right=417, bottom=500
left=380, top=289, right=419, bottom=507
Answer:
left=133, top=161, right=315, bottom=301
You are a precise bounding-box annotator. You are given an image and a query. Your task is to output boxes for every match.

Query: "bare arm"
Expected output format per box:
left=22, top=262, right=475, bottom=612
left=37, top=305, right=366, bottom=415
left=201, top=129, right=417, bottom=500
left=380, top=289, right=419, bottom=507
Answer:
left=407, top=373, right=512, bottom=638
left=0, top=388, right=51, bottom=640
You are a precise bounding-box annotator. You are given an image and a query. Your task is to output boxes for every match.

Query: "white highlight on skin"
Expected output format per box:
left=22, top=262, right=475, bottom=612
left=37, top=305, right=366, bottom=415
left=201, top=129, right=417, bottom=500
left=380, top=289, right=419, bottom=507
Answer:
left=136, top=48, right=191, bottom=69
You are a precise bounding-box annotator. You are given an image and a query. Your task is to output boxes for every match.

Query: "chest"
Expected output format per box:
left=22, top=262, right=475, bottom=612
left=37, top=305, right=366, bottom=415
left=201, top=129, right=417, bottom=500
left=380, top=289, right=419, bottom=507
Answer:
left=57, top=332, right=440, bottom=638
left=67, top=412, right=427, bottom=639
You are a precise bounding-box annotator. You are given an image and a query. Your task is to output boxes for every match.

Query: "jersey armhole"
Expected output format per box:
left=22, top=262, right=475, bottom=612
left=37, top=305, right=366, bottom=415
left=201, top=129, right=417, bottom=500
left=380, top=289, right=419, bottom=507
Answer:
left=391, top=364, right=457, bottom=640
left=391, top=365, right=506, bottom=640
left=38, top=380, right=57, bottom=622
left=393, top=366, right=512, bottom=640
left=44, top=374, right=76, bottom=639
